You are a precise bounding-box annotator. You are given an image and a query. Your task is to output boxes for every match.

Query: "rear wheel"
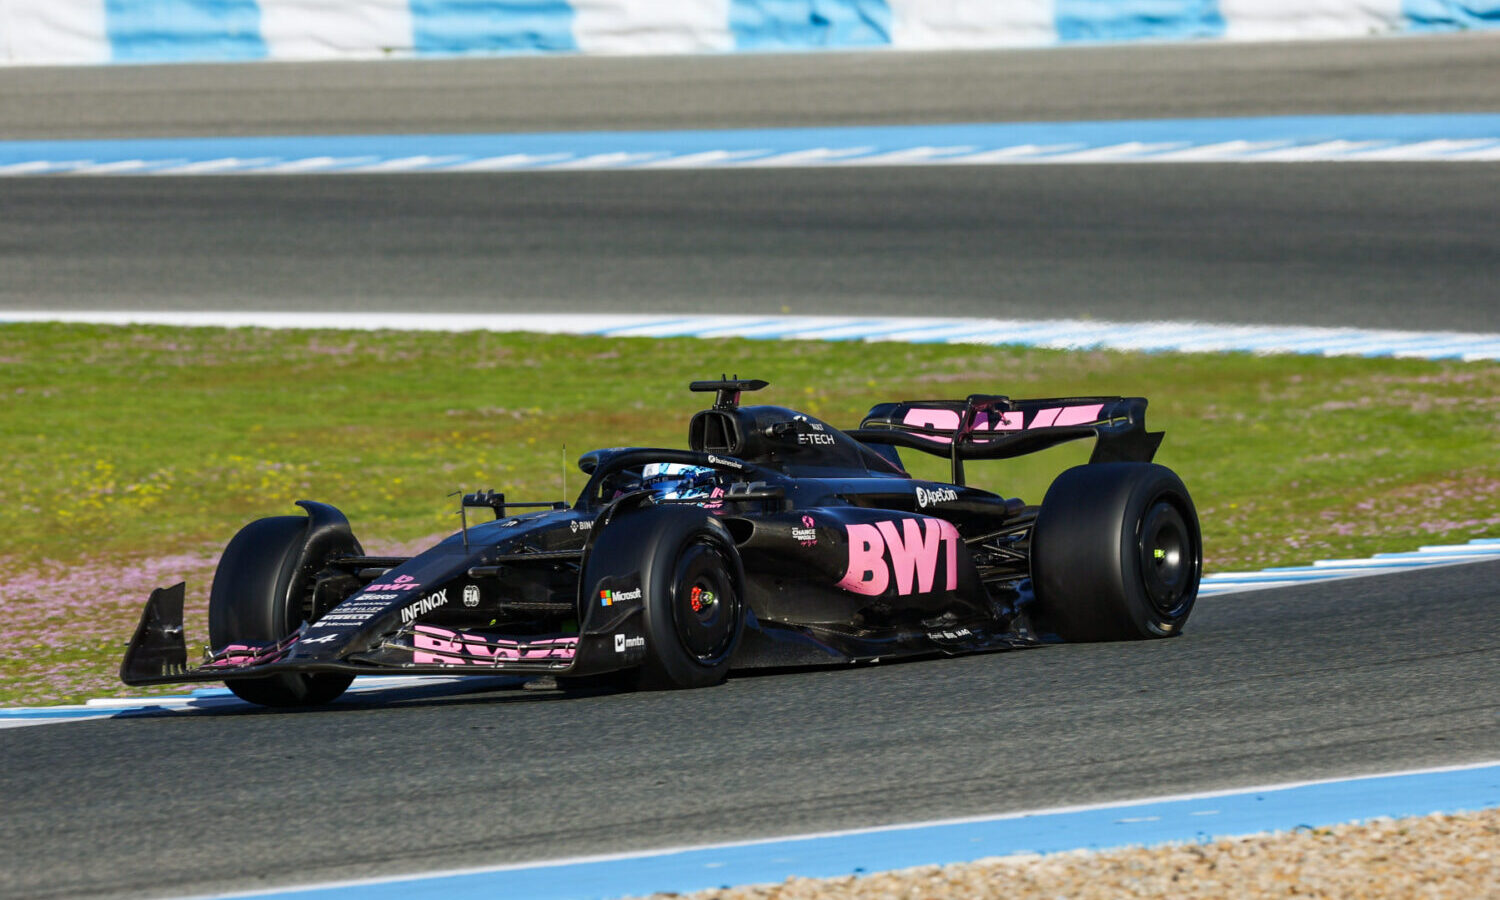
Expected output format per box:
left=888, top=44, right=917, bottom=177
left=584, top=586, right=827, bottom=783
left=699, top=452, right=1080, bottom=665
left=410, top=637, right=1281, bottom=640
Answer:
left=1029, top=463, right=1201, bottom=641
left=208, top=515, right=356, bottom=707
left=637, top=522, right=745, bottom=690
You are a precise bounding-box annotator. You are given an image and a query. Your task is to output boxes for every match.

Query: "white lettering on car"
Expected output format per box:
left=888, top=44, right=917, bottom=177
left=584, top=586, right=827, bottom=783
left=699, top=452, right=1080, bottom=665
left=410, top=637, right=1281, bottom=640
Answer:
left=916, top=486, right=959, bottom=508
left=401, top=589, right=448, bottom=624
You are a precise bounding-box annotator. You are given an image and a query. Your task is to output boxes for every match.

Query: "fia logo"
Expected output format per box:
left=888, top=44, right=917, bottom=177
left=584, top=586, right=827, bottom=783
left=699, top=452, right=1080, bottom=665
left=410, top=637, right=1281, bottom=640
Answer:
left=462, top=585, right=481, bottom=608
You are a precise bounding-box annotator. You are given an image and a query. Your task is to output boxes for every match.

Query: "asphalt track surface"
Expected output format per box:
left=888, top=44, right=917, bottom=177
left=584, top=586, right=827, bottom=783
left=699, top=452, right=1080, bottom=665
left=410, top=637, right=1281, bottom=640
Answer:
left=2, top=560, right=1498, bottom=899
left=1, top=35, right=1499, bottom=329
left=4, top=34, right=1500, bottom=138
left=4, top=164, right=1498, bottom=330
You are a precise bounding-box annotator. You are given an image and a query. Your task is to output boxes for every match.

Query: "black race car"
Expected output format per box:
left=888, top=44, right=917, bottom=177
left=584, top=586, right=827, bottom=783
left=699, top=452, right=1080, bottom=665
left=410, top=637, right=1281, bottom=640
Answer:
left=122, top=378, right=1201, bottom=707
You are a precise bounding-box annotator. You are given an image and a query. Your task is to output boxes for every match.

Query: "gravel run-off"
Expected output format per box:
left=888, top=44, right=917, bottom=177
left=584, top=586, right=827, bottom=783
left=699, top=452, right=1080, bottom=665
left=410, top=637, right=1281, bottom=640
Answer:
left=656, top=809, right=1500, bottom=899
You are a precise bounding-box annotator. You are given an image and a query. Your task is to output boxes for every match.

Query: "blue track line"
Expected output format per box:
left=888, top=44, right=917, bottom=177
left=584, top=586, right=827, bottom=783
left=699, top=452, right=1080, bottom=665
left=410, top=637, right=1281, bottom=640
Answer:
left=214, top=762, right=1500, bottom=899
left=3, top=114, right=1500, bottom=174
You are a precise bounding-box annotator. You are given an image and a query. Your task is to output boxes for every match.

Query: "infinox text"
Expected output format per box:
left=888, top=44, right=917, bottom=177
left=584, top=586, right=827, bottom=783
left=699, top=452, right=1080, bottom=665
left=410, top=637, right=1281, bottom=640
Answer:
left=401, top=589, right=448, bottom=624
left=839, top=518, right=962, bottom=596
left=902, top=404, right=1103, bottom=444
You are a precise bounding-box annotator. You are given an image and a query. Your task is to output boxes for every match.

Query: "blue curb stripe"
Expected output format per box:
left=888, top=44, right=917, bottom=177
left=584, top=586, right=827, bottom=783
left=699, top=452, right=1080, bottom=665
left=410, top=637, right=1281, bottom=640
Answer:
left=730, top=0, right=892, bottom=50
left=17, top=0, right=1500, bottom=67
left=1196, top=543, right=1500, bottom=591
left=0, top=707, right=128, bottom=720
left=592, top=317, right=700, bottom=336
left=813, top=320, right=953, bottom=340
left=106, top=0, right=268, bottom=63
left=3, top=114, right=1500, bottom=175
left=1056, top=0, right=1225, bottom=42
left=3, top=312, right=1498, bottom=361
left=411, top=0, right=577, bottom=56
left=217, top=762, right=1500, bottom=899
left=1404, top=0, right=1500, bottom=31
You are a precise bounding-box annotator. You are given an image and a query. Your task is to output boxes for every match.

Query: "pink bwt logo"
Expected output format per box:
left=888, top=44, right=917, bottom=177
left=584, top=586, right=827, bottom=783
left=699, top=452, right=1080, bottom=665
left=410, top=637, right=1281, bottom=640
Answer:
left=206, top=638, right=294, bottom=668
left=902, top=404, right=1103, bottom=443
left=412, top=624, right=577, bottom=665
left=838, top=519, right=962, bottom=596
left=365, top=573, right=422, bottom=592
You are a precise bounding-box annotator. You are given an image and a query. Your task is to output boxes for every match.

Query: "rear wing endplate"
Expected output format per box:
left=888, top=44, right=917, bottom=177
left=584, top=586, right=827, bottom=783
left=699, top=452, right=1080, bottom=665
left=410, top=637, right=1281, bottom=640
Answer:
left=850, top=394, right=1162, bottom=485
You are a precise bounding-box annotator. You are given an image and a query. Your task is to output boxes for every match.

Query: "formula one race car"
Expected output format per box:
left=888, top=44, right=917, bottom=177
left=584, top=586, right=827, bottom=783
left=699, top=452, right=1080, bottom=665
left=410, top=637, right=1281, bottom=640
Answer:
left=122, top=378, right=1201, bottom=707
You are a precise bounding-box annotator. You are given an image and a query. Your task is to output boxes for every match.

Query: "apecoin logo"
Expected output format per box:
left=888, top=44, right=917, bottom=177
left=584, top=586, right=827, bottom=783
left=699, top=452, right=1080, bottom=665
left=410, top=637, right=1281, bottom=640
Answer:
left=916, top=486, right=958, bottom=508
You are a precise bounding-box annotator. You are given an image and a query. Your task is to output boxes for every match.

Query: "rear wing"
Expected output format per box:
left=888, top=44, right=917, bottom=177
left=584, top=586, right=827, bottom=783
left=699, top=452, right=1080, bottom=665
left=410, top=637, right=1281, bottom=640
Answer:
left=849, top=394, right=1162, bottom=485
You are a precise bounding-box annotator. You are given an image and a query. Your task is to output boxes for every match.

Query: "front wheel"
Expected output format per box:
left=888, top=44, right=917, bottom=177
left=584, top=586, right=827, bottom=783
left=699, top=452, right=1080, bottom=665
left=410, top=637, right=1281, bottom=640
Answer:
left=1029, top=463, right=1201, bottom=642
left=208, top=514, right=357, bottom=707
left=637, top=517, right=745, bottom=690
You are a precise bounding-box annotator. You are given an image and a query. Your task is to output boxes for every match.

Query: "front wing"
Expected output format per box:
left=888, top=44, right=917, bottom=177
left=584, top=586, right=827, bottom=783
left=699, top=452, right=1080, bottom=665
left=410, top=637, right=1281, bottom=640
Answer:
left=119, top=584, right=604, bottom=686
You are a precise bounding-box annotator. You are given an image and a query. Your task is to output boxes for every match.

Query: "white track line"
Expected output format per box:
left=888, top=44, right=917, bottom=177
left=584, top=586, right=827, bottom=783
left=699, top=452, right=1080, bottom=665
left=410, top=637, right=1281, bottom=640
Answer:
left=2, top=311, right=1497, bottom=361
left=9, top=137, right=1500, bottom=176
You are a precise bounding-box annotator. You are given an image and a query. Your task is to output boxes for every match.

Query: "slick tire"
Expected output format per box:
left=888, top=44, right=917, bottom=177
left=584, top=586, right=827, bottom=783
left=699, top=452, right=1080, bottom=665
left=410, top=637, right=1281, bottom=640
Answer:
left=208, top=515, right=355, bottom=707
left=1030, top=463, right=1201, bottom=642
left=632, top=509, right=746, bottom=690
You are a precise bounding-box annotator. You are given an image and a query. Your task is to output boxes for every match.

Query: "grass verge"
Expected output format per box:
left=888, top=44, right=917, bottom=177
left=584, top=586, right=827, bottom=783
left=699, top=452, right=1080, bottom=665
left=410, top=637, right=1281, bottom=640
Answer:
left=2, top=323, right=1496, bottom=705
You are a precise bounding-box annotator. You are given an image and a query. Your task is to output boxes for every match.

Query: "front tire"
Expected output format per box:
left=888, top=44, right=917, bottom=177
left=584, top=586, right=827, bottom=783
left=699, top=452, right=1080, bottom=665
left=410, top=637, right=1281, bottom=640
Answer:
left=636, top=515, right=745, bottom=690
left=208, top=515, right=356, bottom=707
left=1030, top=463, right=1201, bottom=642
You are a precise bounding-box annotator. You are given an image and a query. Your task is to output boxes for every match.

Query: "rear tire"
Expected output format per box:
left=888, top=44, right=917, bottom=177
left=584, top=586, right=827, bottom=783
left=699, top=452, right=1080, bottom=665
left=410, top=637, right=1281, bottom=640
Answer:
left=636, top=516, right=745, bottom=690
left=208, top=515, right=356, bottom=707
left=1030, top=463, right=1201, bottom=642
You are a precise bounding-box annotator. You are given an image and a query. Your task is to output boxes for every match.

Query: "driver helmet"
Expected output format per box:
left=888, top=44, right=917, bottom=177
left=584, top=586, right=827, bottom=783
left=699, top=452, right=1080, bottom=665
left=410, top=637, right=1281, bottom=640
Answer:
left=641, top=463, right=716, bottom=500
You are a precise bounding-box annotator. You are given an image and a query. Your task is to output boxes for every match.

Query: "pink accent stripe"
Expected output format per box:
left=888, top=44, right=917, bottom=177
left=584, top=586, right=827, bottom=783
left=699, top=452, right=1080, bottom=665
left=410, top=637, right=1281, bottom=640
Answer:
left=1052, top=404, right=1104, bottom=427
left=205, top=636, right=297, bottom=668
left=1030, top=407, right=1062, bottom=429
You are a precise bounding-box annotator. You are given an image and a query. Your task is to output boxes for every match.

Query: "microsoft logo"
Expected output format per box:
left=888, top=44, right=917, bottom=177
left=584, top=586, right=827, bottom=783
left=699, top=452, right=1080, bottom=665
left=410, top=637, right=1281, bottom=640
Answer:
left=599, top=587, right=643, bottom=607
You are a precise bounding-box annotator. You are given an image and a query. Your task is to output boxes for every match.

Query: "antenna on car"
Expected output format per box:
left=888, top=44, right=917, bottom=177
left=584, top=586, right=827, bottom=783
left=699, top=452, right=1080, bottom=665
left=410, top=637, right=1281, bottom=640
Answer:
left=449, top=489, right=470, bottom=551
left=689, top=374, right=769, bottom=409
left=561, top=442, right=567, bottom=504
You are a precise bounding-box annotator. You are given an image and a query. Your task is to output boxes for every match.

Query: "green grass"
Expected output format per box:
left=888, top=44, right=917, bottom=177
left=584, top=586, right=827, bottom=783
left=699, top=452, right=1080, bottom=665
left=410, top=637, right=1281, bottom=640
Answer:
left=2, top=323, right=1497, bottom=705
